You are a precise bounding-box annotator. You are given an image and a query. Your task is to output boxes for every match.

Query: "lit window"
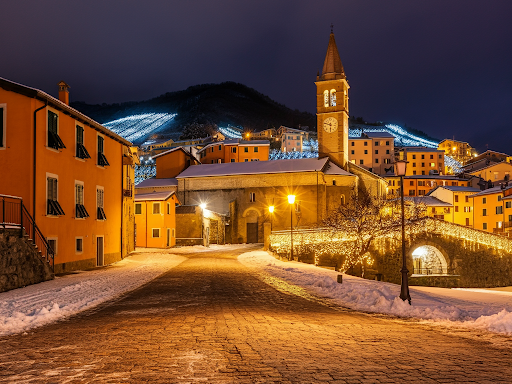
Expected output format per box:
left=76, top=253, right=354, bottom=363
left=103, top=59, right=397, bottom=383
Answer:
left=250, top=192, right=256, bottom=202
left=153, top=202, right=161, bottom=214
left=323, top=90, right=329, bottom=107
left=330, top=89, right=336, bottom=106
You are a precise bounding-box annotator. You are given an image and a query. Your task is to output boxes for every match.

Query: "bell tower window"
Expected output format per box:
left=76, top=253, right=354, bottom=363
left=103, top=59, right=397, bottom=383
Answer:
left=330, top=89, right=336, bottom=106
left=323, top=90, right=329, bottom=107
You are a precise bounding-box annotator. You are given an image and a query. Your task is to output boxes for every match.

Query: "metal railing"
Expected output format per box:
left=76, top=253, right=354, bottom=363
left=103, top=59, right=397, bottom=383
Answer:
left=0, top=194, right=54, bottom=269
left=412, top=267, right=447, bottom=275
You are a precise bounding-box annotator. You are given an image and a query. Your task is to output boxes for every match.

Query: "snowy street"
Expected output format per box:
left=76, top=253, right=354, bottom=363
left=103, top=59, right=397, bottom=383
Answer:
left=1, top=245, right=511, bottom=383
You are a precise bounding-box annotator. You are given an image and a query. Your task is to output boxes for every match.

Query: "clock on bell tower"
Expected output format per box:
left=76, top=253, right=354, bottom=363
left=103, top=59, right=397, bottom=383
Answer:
left=315, top=28, right=350, bottom=169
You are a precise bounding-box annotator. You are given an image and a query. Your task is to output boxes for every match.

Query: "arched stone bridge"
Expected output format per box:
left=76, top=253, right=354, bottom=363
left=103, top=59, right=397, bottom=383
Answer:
left=269, top=218, right=512, bottom=288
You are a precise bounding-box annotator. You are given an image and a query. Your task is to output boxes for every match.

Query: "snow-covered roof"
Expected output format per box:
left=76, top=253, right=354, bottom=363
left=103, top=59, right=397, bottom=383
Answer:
left=152, top=146, right=197, bottom=160
left=176, top=158, right=353, bottom=179
left=323, top=161, right=353, bottom=176
left=134, top=191, right=175, bottom=201
left=0, top=77, right=132, bottom=147
left=403, top=196, right=453, bottom=207
left=350, top=131, right=395, bottom=139
left=465, top=160, right=512, bottom=174
left=135, top=178, right=178, bottom=188
left=469, top=185, right=512, bottom=198
left=429, top=186, right=480, bottom=194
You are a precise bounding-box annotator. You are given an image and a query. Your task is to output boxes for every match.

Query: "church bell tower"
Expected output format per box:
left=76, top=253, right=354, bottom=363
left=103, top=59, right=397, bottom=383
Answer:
left=315, top=28, right=350, bottom=169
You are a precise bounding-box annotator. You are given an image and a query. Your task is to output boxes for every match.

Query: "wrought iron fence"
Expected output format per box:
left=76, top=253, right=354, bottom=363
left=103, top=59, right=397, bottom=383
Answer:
left=0, top=194, right=54, bottom=269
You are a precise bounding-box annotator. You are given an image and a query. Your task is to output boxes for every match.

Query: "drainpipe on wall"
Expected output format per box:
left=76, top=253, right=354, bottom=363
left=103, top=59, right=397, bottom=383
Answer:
left=120, top=157, right=124, bottom=258
left=33, top=101, right=48, bottom=234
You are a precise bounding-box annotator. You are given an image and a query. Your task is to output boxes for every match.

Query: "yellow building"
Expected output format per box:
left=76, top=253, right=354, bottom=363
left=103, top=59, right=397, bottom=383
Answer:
left=385, top=175, right=472, bottom=198
left=438, top=139, right=475, bottom=165
left=349, top=132, right=395, bottom=175
left=470, top=185, right=512, bottom=234
left=428, top=186, right=480, bottom=226
left=464, top=160, right=512, bottom=184
left=404, top=147, right=445, bottom=176
left=134, top=191, right=179, bottom=248
left=403, top=196, right=453, bottom=221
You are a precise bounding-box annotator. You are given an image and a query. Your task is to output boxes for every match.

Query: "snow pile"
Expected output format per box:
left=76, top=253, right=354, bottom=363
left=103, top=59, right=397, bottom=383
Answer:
left=0, top=251, right=186, bottom=336
left=238, top=250, right=512, bottom=334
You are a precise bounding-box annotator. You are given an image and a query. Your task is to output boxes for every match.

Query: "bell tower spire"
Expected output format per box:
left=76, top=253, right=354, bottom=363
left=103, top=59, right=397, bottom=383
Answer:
left=315, top=27, right=350, bottom=169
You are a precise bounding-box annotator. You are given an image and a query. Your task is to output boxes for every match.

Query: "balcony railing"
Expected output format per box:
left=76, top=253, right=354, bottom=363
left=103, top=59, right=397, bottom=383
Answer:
left=0, top=194, right=54, bottom=269
left=412, top=267, right=447, bottom=275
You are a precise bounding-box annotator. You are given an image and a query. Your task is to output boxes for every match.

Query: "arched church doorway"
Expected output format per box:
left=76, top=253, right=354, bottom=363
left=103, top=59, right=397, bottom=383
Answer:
left=411, top=245, right=448, bottom=275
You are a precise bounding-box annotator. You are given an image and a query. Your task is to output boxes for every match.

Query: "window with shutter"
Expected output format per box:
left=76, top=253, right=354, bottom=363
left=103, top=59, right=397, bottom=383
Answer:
left=75, top=183, right=89, bottom=218
left=47, top=177, right=65, bottom=216
left=76, top=125, right=91, bottom=159
left=97, top=136, right=109, bottom=166
left=97, top=188, right=106, bottom=220
left=47, top=111, right=66, bottom=150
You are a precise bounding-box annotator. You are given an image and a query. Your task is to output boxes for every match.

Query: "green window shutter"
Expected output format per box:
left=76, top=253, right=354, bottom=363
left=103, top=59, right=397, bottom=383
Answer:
left=48, top=111, right=57, bottom=134
left=76, top=126, right=83, bottom=145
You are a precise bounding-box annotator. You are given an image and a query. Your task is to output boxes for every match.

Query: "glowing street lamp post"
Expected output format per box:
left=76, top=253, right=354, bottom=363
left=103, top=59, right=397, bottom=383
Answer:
left=395, top=160, right=411, bottom=305
left=268, top=205, right=274, bottom=231
left=288, top=195, right=295, bottom=261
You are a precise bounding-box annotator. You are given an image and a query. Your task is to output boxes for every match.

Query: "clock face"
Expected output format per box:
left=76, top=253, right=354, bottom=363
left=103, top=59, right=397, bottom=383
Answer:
left=323, top=117, right=338, bottom=133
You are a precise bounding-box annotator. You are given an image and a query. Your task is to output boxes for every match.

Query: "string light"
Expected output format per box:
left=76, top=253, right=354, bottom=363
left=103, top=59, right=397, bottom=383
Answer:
left=269, top=218, right=512, bottom=271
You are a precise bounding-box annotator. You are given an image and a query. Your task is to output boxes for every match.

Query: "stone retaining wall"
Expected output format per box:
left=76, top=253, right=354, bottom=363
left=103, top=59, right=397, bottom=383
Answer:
left=0, top=228, right=54, bottom=293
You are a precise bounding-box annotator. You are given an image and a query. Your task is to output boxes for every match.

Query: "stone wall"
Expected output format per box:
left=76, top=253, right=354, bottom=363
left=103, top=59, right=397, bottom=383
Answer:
left=0, top=228, right=54, bottom=293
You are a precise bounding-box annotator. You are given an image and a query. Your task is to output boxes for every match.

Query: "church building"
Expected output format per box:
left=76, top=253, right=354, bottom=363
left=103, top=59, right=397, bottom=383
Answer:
left=158, top=30, right=386, bottom=243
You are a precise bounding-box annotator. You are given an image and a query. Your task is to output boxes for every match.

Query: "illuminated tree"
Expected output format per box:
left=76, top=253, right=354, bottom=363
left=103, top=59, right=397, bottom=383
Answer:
left=323, top=187, right=426, bottom=276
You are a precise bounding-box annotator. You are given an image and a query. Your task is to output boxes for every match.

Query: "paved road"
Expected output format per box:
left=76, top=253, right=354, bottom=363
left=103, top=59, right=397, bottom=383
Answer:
left=1, top=245, right=511, bottom=383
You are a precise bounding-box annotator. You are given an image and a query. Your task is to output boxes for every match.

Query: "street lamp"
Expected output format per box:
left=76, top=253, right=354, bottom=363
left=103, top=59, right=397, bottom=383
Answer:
left=268, top=205, right=274, bottom=231
left=200, top=203, right=206, bottom=210
left=288, top=195, right=295, bottom=261
left=394, top=160, right=411, bottom=305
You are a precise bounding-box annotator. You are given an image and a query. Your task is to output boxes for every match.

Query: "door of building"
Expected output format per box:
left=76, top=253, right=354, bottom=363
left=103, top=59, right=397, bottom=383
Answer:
left=246, top=223, right=258, bottom=243
left=96, top=236, right=104, bottom=266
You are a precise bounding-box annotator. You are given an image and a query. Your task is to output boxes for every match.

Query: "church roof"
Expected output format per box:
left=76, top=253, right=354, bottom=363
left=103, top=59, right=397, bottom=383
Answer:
left=321, top=32, right=346, bottom=80
left=176, top=158, right=354, bottom=179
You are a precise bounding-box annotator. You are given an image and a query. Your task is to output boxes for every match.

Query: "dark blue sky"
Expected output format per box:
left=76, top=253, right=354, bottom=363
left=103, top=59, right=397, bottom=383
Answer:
left=1, top=1, right=511, bottom=152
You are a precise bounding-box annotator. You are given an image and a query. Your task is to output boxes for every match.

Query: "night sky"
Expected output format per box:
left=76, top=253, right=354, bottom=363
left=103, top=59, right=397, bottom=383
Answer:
left=1, top=1, right=511, bottom=152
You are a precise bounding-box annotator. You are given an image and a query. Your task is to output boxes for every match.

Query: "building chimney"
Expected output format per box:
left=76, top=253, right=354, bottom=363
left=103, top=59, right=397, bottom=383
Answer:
left=58, top=81, right=70, bottom=105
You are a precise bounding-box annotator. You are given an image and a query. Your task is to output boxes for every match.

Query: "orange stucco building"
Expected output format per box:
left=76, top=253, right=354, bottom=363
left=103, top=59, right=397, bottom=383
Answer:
left=153, top=146, right=200, bottom=179
left=134, top=191, right=178, bottom=248
left=197, top=139, right=270, bottom=164
left=0, top=78, right=135, bottom=273
left=348, top=132, right=395, bottom=176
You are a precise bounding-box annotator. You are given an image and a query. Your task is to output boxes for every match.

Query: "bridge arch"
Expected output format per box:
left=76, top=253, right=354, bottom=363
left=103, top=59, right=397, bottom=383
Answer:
left=409, top=241, right=449, bottom=275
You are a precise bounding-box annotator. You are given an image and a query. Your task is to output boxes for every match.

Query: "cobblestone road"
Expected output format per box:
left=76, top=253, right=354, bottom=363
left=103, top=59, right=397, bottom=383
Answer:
left=1, top=245, right=512, bottom=383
